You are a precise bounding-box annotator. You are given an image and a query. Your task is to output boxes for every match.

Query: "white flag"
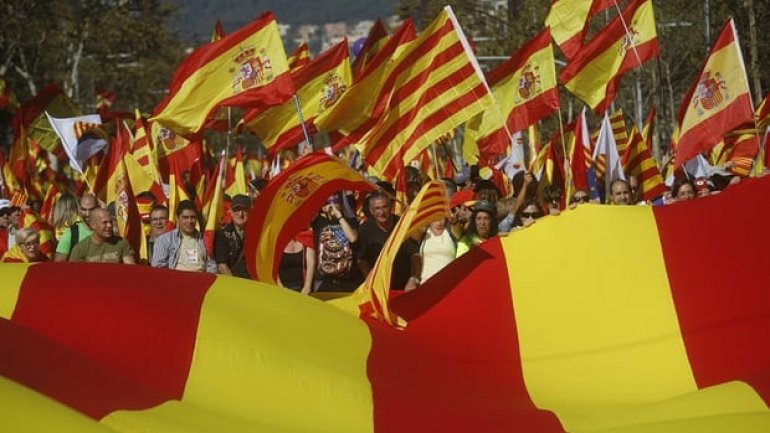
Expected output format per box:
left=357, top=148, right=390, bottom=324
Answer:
left=46, top=112, right=108, bottom=174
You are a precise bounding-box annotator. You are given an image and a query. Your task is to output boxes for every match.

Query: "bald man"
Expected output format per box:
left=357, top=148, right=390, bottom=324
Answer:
left=68, top=208, right=135, bottom=264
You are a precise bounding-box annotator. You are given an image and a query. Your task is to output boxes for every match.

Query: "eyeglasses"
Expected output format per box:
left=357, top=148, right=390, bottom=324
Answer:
left=520, top=212, right=540, bottom=219
left=21, top=240, right=40, bottom=248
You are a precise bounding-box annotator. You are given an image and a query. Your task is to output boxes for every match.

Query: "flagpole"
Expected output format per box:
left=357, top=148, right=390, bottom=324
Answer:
left=292, top=94, right=313, bottom=155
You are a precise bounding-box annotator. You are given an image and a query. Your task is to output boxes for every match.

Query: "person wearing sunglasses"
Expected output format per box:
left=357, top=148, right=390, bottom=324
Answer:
left=542, top=185, right=562, bottom=216
left=514, top=200, right=544, bottom=229
left=569, top=189, right=592, bottom=208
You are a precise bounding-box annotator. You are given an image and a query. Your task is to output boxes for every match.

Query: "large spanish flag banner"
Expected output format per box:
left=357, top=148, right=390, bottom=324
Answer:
left=244, top=153, right=374, bottom=284
left=560, top=0, right=658, bottom=114
left=241, top=40, right=351, bottom=153
left=545, top=0, right=614, bottom=59
left=673, top=18, right=754, bottom=169
left=463, top=29, right=559, bottom=161
left=151, top=12, right=295, bottom=136
left=361, top=6, right=493, bottom=178
left=4, top=176, right=770, bottom=432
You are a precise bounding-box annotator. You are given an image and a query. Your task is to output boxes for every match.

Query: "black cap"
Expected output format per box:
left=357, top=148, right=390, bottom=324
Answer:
left=231, top=194, right=252, bottom=210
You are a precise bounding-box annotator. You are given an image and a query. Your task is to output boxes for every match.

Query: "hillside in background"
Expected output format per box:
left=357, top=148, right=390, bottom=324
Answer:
left=167, top=0, right=398, bottom=43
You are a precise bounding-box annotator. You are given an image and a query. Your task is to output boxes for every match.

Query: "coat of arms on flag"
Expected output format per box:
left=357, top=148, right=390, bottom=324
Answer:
left=693, top=71, right=728, bottom=114
left=281, top=172, right=324, bottom=206
left=516, top=63, right=543, bottom=102
left=231, top=46, right=274, bottom=92
left=319, top=72, right=347, bottom=113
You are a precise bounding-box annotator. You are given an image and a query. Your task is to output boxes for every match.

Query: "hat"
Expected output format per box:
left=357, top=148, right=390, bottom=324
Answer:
left=472, top=200, right=496, bottom=216
left=231, top=194, right=252, bottom=210
left=449, top=189, right=475, bottom=209
left=694, top=177, right=713, bottom=193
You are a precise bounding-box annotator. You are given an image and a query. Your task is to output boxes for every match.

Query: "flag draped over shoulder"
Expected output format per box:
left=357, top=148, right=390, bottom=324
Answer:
left=356, top=180, right=448, bottom=327
left=545, top=0, right=614, bottom=59
left=560, top=0, right=658, bottom=114
left=244, top=153, right=374, bottom=284
left=151, top=12, right=295, bottom=136
left=360, top=6, right=493, bottom=178
left=463, top=29, right=559, bottom=161
left=288, top=41, right=311, bottom=71
left=674, top=19, right=754, bottom=169
left=241, top=40, right=351, bottom=153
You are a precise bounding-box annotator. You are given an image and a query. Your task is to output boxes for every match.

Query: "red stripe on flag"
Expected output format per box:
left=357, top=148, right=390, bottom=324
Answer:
left=7, top=263, right=213, bottom=418
left=654, top=177, right=770, bottom=405
left=371, top=240, right=564, bottom=432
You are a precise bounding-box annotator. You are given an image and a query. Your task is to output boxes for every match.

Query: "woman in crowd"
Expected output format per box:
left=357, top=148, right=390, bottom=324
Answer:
left=672, top=178, right=696, bottom=202
left=1, top=227, right=48, bottom=263
left=278, top=230, right=316, bottom=295
left=51, top=192, right=79, bottom=240
left=456, top=201, right=498, bottom=257
left=514, top=200, right=544, bottom=229
left=414, top=218, right=456, bottom=288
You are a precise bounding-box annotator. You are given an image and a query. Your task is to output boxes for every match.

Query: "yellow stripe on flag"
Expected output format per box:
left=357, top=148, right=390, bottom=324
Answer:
left=0, top=263, right=30, bottom=320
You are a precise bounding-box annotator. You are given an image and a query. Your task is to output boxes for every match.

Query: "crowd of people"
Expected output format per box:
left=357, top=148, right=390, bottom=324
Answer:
left=0, top=162, right=746, bottom=293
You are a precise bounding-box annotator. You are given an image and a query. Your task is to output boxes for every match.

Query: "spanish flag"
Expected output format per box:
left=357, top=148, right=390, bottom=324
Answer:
left=287, top=41, right=311, bottom=72
left=151, top=12, right=295, bottom=136
left=360, top=6, right=493, bottom=178
left=4, top=176, right=770, bottom=432
left=463, top=29, right=559, bottom=161
left=545, top=0, right=614, bottom=59
left=244, top=153, right=374, bottom=284
left=202, top=153, right=225, bottom=256
left=241, top=40, right=351, bottom=153
left=223, top=145, right=248, bottom=198
left=105, top=124, right=142, bottom=259
left=674, top=19, right=754, bottom=169
left=560, top=0, right=658, bottom=114
left=313, top=19, right=416, bottom=150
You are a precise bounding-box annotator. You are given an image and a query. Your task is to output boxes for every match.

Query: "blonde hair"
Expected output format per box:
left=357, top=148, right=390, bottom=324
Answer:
left=51, top=192, right=79, bottom=229
left=15, top=227, right=39, bottom=245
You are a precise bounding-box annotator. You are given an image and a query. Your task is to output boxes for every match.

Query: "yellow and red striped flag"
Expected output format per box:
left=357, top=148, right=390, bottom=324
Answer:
left=151, top=12, right=295, bottom=136
left=622, top=126, right=666, bottom=202
left=287, top=41, right=311, bottom=72
left=241, top=40, right=351, bottom=153
left=356, top=180, right=449, bottom=327
left=360, top=6, right=493, bottom=178
left=202, top=152, right=226, bottom=256
left=244, top=153, right=375, bottom=284
left=7, top=176, right=770, bottom=431
left=105, top=124, right=142, bottom=259
left=224, top=145, right=248, bottom=198
left=211, top=19, right=225, bottom=42
left=314, top=19, right=417, bottom=150
left=560, top=0, right=658, bottom=114
left=351, top=18, right=388, bottom=78
left=545, top=0, right=615, bottom=59
left=464, top=29, right=559, bottom=163
left=720, top=124, right=760, bottom=177
left=674, top=18, right=754, bottom=169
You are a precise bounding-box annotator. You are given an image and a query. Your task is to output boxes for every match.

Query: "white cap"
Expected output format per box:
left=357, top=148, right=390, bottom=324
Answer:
left=0, top=199, right=10, bottom=210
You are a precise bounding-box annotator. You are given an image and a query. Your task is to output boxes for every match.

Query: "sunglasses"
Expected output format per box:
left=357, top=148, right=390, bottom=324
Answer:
left=573, top=195, right=590, bottom=203
left=520, top=212, right=540, bottom=219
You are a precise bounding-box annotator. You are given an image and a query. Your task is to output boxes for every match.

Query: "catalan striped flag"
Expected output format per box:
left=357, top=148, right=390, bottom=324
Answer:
left=722, top=124, right=760, bottom=177
left=244, top=153, right=374, bottom=284
left=463, top=29, right=559, bottom=162
left=622, top=123, right=667, bottom=202
left=5, top=176, right=770, bottom=432
left=241, top=40, right=352, bottom=153
left=591, top=109, right=630, bottom=154
left=360, top=6, right=493, bottom=178
left=287, top=41, right=311, bottom=71
left=560, top=0, right=658, bottom=114
left=594, top=111, right=625, bottom=194
left=357, top=180, right=448, bottom=326
left=674, top=18, right=754, bottom=169
left=38, top=182, right=60, bottom=222
left=151, top=12, right=295, bottom=136
left=351, top=18, right=388, bottom=78
left=545, top=0, right=615, bottom=59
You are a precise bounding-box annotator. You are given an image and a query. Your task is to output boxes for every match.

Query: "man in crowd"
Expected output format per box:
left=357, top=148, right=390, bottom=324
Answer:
left=69, top=208, right=135, bottom=264
left=152, top=200, right=216, bottom=273
left=6, top=205, right=22, bottom=249
left=357, top=191, right=420, bottom=290
left=609, top=178, right=632, bottom=206
left=147, top=204, right=170, bottom=263
left=214, top=194, right=251, bottom=278
left=55, top=193, right=99, bottom=262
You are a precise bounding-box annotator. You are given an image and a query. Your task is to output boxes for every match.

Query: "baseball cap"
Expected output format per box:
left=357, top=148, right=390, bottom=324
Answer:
left=231, top=194, right=252, bottom=210
left=449, top=189, right=475, bottom=209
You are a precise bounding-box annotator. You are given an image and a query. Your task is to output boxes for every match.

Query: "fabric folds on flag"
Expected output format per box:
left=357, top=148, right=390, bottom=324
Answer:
left=151, top=12, right=295, bottom=136
left=241, top=40, right=351, bottom=153
left=357, top=180, right=449, bottom=327
left=594, top=112, right=625, bottom=193
left=351, top=18, right=388, bottom=78
left=622, top=127, right=666, bottom=201
left=46, top=113, right=108, bottom=174
left=545, top=0, right=615, bottom=59
left=463, top=28, right=559, bottom=161
left=244, top=153, right=375, bottom=284
left=674, top=18, right=754, bottom=169
left=359, top=6, right=493, bottom=178
left=5, top=176, right=770, bottom=432
left=560, top=0, right=658, bottom=114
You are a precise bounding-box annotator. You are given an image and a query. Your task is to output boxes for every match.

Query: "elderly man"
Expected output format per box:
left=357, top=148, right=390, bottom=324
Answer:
left=69, top=208, right=135, bottom=264
left=152, top=200, right=216, bottom=273
left=214, top=194, right=251, bottom=278
left=55, top=193, right=99, bottom=262
left=609, top=178, right=632, bottom=206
